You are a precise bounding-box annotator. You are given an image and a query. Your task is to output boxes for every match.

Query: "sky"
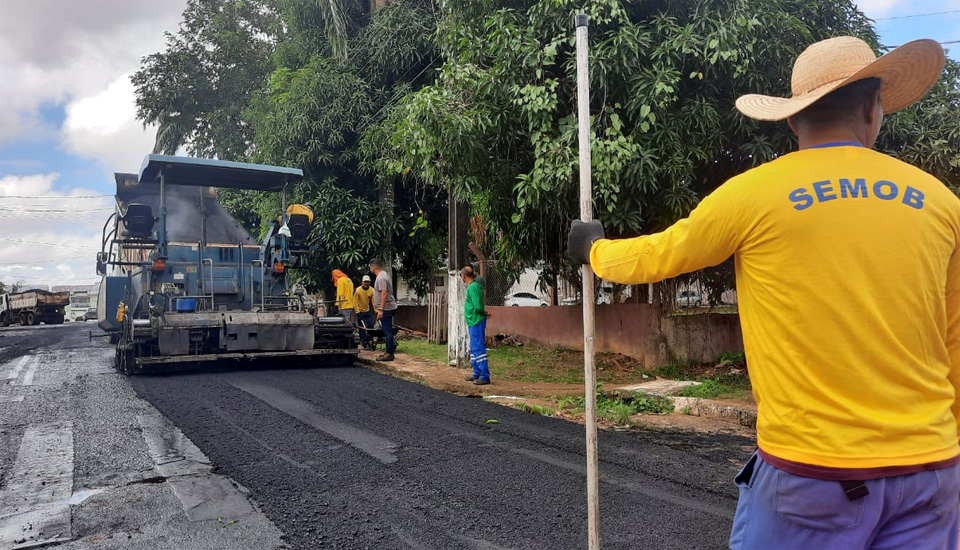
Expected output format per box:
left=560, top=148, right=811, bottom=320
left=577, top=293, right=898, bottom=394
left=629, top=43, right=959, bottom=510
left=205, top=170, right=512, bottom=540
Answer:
left=0, top=0, right=958, bottom=289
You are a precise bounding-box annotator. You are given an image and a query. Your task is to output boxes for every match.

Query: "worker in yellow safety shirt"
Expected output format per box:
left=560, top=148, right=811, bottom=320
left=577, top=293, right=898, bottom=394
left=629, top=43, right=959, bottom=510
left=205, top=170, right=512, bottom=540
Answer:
left=354, top=275, right=377, bottom=351
left=568, top=37, right=960, bottom=549
left=331, top=269, right=355, bottom=325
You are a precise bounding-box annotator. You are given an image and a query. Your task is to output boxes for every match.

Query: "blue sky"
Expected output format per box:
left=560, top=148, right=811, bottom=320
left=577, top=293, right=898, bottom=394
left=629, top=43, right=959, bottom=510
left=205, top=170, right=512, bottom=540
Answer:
left=868, top=1, right=960, bottom=54
left=0, top=0, right=955, bottom=287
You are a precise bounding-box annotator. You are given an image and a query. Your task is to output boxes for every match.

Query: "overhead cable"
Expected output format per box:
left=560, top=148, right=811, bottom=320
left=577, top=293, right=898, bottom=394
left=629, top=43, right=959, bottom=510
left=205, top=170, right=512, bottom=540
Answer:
left=875, top=9, right=960, bottom=21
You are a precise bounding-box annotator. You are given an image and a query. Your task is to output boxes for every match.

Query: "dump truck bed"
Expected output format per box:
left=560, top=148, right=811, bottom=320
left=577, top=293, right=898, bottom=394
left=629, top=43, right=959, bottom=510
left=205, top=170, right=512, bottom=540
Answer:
left=10, top=291, right=70, bottom=310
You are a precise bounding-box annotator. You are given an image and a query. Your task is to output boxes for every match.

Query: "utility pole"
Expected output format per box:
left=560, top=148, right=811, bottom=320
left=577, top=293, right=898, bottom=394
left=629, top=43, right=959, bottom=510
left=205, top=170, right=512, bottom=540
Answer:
left=447, top=188, right=470, bottom=367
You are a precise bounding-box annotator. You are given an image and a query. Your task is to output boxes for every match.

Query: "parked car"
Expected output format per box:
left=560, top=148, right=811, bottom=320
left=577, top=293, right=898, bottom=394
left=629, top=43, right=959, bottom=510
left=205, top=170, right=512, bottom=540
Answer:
left=504, top=292, right=548, bottom=307
left=676, top=290, right=703, bottom=308
left=79, top=308, right=98, bottom=322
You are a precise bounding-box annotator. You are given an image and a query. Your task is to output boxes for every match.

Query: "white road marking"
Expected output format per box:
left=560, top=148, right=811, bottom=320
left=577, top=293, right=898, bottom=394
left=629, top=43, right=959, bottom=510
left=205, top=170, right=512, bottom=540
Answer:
left=19, top=356, right=40, bottom=386
left=0, top=396, right=24, bottom=403
left=226, top=375, right=400, bottom=464
left=0, top=422, right=74, bottom=548
left=138, top=414, right=255, bottom=522
left=5, top=356, right=30, bottom=381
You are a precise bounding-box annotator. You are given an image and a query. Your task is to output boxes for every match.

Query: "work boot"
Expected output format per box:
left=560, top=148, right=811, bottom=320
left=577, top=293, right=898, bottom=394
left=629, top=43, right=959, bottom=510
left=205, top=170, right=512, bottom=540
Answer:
left=473, top=379, right=490, bottom=386
left=465, top=376, right=478, bottom=382
left=376, top=353, right=395, bottom=362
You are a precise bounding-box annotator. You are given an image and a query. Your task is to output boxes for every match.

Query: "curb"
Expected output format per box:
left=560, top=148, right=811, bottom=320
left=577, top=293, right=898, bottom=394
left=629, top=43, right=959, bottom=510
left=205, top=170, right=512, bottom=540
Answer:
left=670, top=396, right=757, bottom=428
left=356, top=357, right=427, bottom=383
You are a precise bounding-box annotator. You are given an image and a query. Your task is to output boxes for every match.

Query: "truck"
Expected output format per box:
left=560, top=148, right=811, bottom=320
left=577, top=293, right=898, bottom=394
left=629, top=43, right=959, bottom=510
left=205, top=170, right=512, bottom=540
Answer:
left=96, top=154, right=357, bottom=373
left=0, top=290, right=70, bottom=326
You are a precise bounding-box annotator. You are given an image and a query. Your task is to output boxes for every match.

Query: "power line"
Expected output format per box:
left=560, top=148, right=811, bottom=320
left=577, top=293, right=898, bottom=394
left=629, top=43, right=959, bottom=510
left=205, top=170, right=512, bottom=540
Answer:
left=0, top=194, right=112, bottom=199
left=0, top=208, right=112, bottom=213
left=887, top=39, right=960, bottom=48
left=875, top=9, right=960, bottom=21
left=0, top=236, right=99, bottom=249
left=0, top=254, right=91, bottom=266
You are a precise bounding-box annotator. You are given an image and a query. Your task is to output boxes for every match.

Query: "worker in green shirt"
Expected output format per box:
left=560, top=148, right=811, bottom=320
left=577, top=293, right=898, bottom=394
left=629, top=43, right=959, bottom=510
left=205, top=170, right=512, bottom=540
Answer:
left=461, top=265, right=490, bottom=385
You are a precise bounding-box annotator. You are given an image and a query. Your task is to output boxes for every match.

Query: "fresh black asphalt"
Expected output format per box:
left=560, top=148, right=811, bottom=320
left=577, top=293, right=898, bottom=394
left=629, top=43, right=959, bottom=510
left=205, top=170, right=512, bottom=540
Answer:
left=132, top=362, right=753, bottom=549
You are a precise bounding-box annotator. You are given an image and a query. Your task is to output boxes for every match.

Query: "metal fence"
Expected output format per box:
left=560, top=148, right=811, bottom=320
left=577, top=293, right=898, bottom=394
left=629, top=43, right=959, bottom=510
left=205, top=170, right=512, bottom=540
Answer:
left=407, top=259, right=737, bottom=312
left=474, top=261, right=550, bottom=307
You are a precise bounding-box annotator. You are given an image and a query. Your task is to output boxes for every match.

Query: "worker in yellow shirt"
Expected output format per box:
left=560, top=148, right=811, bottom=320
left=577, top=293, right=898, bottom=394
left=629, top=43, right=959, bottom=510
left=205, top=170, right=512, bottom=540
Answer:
left=331, top=269, right=354, bottom=325
left=354, top=275, right=377, bottom=350
left=569, top=37, right=960, bottom=549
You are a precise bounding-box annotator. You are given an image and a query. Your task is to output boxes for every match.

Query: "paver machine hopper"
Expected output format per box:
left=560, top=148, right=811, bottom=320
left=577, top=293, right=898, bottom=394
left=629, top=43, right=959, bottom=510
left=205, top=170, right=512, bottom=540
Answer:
left=96, top=155, right=357, bottom=373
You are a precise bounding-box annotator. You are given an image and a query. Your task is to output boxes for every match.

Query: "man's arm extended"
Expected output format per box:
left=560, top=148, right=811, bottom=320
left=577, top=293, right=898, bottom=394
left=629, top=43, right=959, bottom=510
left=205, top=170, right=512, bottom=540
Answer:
left=590, top=183, right=749, bottom=284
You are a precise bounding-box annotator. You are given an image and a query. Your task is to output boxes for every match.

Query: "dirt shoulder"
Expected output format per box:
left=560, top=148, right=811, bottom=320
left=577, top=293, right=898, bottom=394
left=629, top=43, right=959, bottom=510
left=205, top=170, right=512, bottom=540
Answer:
left=358, top=343, right=756, bottom=439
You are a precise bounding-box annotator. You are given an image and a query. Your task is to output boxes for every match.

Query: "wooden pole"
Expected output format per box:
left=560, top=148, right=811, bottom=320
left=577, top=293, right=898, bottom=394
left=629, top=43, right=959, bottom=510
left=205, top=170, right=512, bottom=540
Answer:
left=575, top=13, right=600, bottom=550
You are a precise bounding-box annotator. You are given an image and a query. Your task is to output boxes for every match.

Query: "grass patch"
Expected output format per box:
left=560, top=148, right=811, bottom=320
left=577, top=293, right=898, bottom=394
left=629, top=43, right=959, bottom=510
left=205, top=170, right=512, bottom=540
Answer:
left=517, top=403, right=556, bottom=417
left=557, top=389, right=673, bottom=426
left=652, top=352, right=752, bottom=401
left=398, top=339, right=751, bottom=402
left=396, top=339, right=448, bottom=364
left=398, top=339, right=645, bottom=385
left=675, top=377, right=749, bottom=400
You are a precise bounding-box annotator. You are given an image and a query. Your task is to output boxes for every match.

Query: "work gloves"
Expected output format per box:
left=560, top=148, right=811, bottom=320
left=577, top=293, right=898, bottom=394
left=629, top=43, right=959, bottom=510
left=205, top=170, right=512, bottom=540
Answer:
left=567, top=220, right=605, bottom=265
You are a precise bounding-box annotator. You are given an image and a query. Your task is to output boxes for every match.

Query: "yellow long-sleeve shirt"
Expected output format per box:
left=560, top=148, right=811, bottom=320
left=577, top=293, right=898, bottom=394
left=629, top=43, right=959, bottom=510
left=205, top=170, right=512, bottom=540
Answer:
left=591, top=145, right=960, bottom=470
left=336, top=277, right=354, bottom=311
left=354, top=286, right=376, bottom=314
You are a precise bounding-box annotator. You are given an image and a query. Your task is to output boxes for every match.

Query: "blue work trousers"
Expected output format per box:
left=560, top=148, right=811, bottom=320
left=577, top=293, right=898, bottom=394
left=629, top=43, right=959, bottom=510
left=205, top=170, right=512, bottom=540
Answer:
left=357, top=311, right=375, bottom=347
left=381, top=309, right=396, bottom=353
left=468, top=320, right=489, bottom=381
left=730, top=452, right=960, bottom=550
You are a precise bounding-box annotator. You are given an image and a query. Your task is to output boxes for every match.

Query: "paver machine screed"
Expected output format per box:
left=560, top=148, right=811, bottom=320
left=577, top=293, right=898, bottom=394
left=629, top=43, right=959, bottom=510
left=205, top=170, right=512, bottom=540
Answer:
left=96, top=155, right=357, bottom=373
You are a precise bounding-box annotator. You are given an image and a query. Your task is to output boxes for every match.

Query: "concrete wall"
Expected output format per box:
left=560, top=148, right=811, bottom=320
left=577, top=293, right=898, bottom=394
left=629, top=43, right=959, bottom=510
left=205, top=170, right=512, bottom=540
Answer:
left=661, top=312, right=744, bottom=364
left=485, top=304, right=662, bottom=363
left=483, top=304, right=743, bottom=367
left=398, top=304, right=745, bottom=367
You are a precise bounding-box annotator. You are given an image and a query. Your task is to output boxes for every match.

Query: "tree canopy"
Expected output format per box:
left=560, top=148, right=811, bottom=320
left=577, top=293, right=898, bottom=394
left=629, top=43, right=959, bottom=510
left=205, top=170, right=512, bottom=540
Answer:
left=133, top=0, right=960, bottom=299
left=133, top=0, right=447, bottom=293
left=384, top=0, right=960, bottom=292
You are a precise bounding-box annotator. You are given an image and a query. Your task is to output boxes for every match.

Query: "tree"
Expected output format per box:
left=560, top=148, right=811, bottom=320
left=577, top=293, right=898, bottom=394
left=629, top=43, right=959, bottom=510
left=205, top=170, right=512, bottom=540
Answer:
left=132, top=0, right=448, bottom=295
left=132, top=0, right=283, bottom=158
left=242, top=0, right=446, bottom=291
left=383, top=0, right=960, bottom=297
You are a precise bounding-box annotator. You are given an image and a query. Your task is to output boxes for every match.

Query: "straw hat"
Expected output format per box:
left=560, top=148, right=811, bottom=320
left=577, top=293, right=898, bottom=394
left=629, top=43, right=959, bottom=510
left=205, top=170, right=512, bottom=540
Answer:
left=736, top=36, right=944, bottom=121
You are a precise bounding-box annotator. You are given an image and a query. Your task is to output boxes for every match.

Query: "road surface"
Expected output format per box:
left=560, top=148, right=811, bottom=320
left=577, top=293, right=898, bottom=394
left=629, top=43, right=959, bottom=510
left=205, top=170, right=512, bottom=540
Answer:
left=0, top=322, right=753, bottom=549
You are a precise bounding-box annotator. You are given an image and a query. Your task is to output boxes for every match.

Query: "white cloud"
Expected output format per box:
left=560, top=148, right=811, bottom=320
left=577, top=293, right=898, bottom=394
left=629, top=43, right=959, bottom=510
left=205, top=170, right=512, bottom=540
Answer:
left=0, top=0, right=186, bottom=144
left=0, top=1, right=189, bottom=288
left=0, top=173, right=110, bottom=288
left=61, top=75, right=159, bottom=173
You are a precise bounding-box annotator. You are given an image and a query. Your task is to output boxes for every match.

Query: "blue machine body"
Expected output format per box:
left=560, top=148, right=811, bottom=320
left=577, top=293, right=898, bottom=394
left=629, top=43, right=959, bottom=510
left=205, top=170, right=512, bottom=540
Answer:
left=97, top=155, right=357, bottom=373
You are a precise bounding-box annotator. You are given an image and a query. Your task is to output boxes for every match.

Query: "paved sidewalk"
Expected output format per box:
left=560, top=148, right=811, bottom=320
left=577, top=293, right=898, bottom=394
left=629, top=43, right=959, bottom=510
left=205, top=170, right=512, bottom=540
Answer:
left=356, top=349, right=757, bottom=429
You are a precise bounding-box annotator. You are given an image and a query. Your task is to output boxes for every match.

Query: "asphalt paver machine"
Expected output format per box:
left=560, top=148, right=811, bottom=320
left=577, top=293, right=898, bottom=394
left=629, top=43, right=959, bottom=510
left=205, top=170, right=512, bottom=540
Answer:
left=96, top=155, right=357, bottom=373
